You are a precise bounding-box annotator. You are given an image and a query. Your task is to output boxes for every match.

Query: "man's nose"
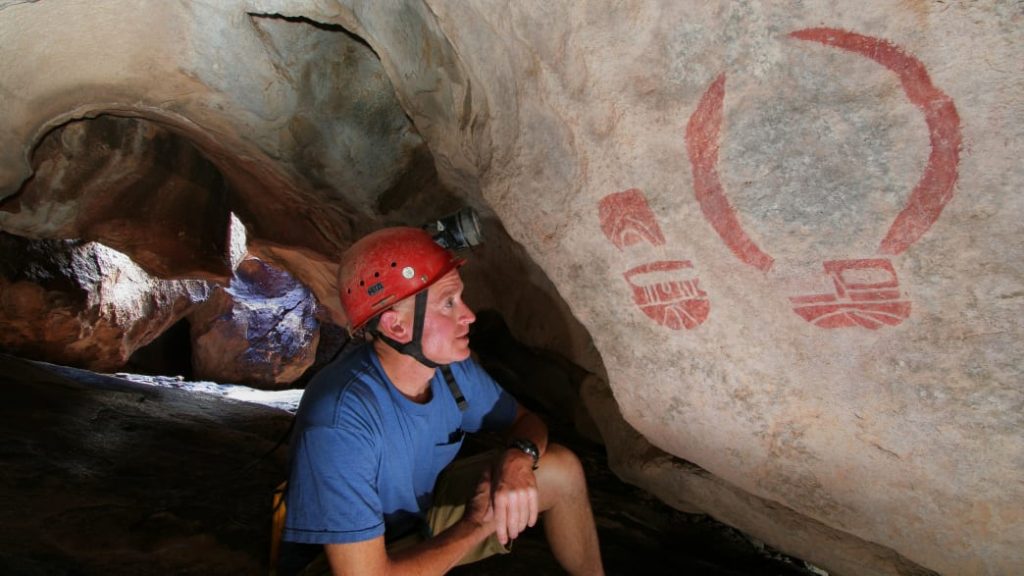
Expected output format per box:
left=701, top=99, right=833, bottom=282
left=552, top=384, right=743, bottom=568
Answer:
left=459, top=302, right=476, bottom=325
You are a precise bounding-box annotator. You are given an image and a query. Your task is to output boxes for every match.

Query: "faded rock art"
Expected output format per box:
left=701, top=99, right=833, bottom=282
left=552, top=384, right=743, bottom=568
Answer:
left=598, top=188, right=666, bottom=249
left=598, top=189, right=710, bottom=330
left=789, top=259, right=911, bottom=329
left=683, top=27, right=960, bottom=330
left=685, top=73, right=774, bottom=273
left=791, top=28, right=962, bottom=257
left=623, top=260, right=709, bottom=331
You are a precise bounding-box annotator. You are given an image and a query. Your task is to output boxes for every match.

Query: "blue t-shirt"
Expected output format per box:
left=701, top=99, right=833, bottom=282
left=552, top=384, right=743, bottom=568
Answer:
left=282, top=344, right=518, bottom=545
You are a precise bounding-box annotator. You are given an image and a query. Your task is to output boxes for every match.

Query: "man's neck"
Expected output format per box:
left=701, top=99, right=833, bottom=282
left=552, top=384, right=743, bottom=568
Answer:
left=372, top=339, right=435, bottom=403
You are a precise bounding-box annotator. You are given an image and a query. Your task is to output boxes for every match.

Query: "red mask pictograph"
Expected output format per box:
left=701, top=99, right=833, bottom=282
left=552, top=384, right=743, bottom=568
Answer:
left=598, top=189, right=709, bottom=330
left=684, top=28, right=961, bottom=329
left=623, top=260, right=710, bottom=331
left=599, top=188, right=666, bottom=249
left=789, top=259, right=911, bottom=329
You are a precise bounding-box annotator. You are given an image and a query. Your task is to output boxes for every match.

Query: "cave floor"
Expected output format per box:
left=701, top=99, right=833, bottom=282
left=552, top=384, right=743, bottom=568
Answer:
left=0, top=353, right=818, bottom=576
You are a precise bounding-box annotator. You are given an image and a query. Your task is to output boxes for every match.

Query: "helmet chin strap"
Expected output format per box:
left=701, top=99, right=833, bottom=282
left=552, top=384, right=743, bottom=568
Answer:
left=377, top=291, right=443, bottom=369
left=375, top=290, right=469, bottom=411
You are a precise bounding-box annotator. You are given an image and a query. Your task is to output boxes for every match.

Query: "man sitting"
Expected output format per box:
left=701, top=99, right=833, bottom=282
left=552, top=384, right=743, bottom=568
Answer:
left=281, top=227, right=604, bottom=575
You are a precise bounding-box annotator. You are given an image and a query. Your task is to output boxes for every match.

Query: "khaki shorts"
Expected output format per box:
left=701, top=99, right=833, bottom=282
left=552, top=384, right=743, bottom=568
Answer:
left=393, top=449, right=510, bottom=565
left=291, top=450, right=508, bottom=576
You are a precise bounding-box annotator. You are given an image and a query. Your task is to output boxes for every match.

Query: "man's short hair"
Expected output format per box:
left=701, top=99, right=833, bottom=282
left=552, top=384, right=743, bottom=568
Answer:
left=362, top=314, right=382, bottom=338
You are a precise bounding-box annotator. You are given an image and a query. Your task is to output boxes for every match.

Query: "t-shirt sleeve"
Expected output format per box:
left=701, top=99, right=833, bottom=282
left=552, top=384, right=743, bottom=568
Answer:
left=283, top=420, right=384, bottom=544
left=455, top=358, right=518, bottom=433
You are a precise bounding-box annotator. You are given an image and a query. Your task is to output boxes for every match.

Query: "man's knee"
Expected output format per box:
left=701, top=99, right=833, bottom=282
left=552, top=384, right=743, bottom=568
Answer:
left=536, top=443, right=587, bottom=504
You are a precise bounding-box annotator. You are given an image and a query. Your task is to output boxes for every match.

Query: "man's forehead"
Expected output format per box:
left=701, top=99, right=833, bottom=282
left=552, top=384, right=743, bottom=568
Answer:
left=393, top=269, right=462, bottom=311
left=429, top=269, right=464, bottom=296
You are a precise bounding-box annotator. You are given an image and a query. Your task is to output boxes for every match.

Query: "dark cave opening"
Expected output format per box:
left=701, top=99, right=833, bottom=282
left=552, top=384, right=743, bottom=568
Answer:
left=125, top=316, right=194, bottom=379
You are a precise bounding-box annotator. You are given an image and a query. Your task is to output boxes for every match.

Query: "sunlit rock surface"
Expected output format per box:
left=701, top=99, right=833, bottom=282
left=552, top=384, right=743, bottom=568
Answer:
left=189, top=257, right=319, bottom=388
left=1, top=2, right=1021, bottom=575
left=0, top=234, right=209, bottom=371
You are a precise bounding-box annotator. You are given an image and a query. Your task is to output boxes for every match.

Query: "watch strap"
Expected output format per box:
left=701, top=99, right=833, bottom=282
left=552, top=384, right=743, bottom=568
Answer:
left=508, top=438, right=540, bottom=470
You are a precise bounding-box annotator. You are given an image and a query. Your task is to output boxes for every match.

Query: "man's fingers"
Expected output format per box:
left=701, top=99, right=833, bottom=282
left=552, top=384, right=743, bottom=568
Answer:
left=507, top=492, right=521, bottom=540
left=506, top=490, right=538, bottom=540
left=493, top=492, right=509, bottom=545
left=518, top=491, right=531, bottom=535
left=490, top=453, right=542, bottom=544
left=495, top=490, right=535, bottom=542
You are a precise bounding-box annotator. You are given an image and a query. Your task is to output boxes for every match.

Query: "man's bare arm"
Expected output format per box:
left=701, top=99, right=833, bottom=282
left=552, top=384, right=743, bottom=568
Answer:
left=505, top=403, right=549, bottom=459
left=491, top=403, right=549, bottom=545
left=324, top=470, right=496, bottom=576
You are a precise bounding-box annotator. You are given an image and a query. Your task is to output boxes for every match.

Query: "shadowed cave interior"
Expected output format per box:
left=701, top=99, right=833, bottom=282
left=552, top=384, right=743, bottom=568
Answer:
left=0, top=112, right=822, bottom=575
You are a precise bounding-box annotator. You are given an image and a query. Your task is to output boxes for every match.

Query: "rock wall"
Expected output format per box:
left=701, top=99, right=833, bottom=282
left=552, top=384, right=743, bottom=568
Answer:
left=0, top=0, right=441, bottom=323
left=0, top=235, right=209, bottom=371
left=2, top=115, right=234, bottom=281
left=326, top=3, right=1024, bottom=574
left=1, top=1, right=1021, bottom=575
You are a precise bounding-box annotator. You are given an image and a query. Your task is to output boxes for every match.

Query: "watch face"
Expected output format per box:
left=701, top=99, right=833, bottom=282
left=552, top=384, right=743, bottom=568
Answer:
left=510, top=438, right=540, bottom=469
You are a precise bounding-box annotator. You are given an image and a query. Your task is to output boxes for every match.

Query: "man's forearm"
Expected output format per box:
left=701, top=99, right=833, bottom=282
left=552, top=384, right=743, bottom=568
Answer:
left=325, top=516, right=492, bottom=576
left=386, top=515, right=492, bottom=575
left=506, top=406, right=549, bottom=460
left=491, top=405, right=547, bottom=545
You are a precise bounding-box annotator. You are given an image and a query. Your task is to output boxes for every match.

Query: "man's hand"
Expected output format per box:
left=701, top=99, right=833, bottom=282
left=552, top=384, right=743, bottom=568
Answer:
left=326, top=468, right=500, bottom=576
left=490, top=449, right=539, bottom=546
left=464, top=467, right=495, bottom=529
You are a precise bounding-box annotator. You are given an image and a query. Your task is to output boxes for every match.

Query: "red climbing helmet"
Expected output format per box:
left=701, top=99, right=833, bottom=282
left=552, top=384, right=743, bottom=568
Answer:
left=338, top=227, right=465, bottom=331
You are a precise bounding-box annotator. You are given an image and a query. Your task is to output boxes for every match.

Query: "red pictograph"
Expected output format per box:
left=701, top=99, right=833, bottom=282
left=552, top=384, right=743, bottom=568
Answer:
left=623, top=260, right=710, bottom=331
left=789, top=259, right=911, bottom=329
left=598, top=188, right=666, bottom=249
left=598, top=189, right=710, bottom=330
left=683, top=28, right=961, bottom=329
left=685, top=73, right=775, bottom=272
left=790, top=28, right=962, bottom=257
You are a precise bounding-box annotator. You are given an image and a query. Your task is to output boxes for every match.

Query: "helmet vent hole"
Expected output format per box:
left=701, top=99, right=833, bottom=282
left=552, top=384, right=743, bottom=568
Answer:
left=359, top=280, right=364, bottom=286
left=390, top=261, right=396, bottom=267
left=374, top=272, right=380, bottom=277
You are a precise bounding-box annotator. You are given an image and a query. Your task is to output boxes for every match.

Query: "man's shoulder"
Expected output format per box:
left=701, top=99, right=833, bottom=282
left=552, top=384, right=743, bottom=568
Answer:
left=316, top=343, right=379, bottom=381
left=297, top=344, right=388, bottom=427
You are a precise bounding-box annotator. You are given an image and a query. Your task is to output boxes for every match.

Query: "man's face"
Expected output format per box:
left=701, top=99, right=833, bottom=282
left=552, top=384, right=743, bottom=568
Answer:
left=401, top=269, right=476, bottom=364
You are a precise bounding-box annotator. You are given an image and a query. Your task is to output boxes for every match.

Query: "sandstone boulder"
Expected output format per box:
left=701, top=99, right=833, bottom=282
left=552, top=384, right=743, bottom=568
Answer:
left=0, top=234, right=209, bottom=371
left=189, top=257, right=319, bottom=389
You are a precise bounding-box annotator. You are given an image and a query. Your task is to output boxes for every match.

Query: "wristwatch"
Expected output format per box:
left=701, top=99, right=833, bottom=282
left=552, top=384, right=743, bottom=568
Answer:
left=508, top=438, right=540, bottom=470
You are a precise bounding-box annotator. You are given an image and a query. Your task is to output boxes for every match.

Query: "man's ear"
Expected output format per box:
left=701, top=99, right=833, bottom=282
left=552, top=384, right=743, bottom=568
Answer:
left=376, top=308, right=410, bottom=342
